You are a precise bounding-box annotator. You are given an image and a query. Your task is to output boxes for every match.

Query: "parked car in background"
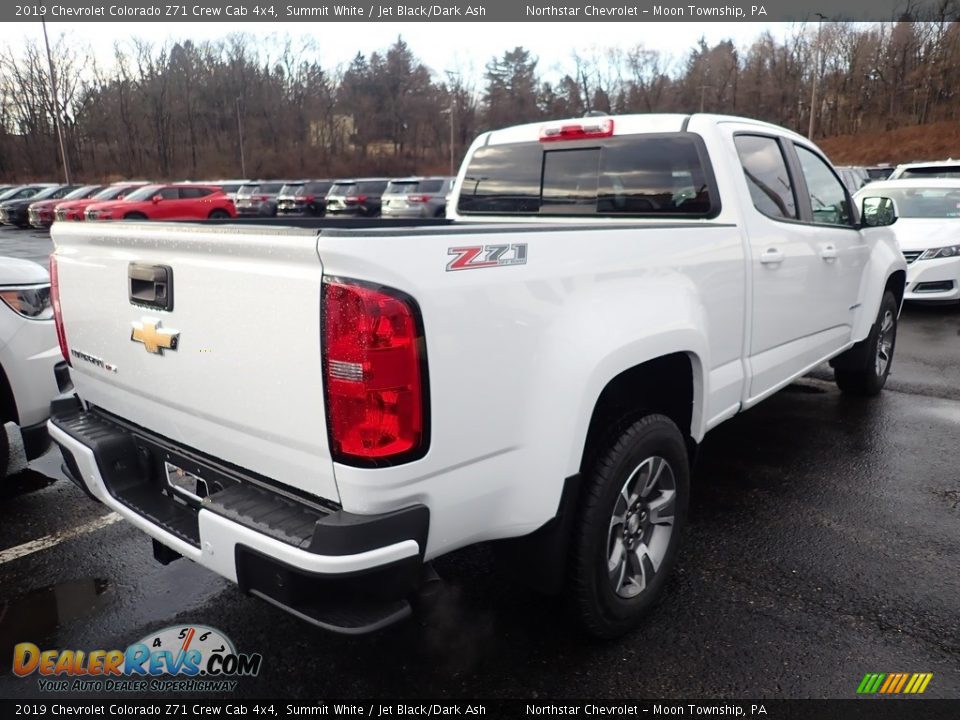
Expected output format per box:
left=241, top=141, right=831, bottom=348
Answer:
left=0, top=185, right=76, bottom=228
left=381, top=176, right=455, bottom=218
left=207, top=179, right=249, bottom=203
left=0, top=185, right=57, bottom=217
left=85, top=184, right=236, bottom=221
left=865, top=165, right=895, bottom=181
left=0, top=257, right=65, bottom=478
left=55, top=182, right=147, bottom=221
left=835, top=167, right=870, bottom=193
left=29, top=185, right=104, bottom=228
left=325, top=178, right=390, bottom=217
left=274, top=181, right=305, bottom=214
left=277, top=179, right=334, bottom=216
left=235, top=181, right=289, bottom=216
left=888, top=160, right=960, bottom=180
left=855, top=178, right=960, bottom=303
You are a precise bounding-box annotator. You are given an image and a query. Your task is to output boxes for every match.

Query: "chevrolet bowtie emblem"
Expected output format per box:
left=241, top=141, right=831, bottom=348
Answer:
left=131, top=319, right=180, bottom=355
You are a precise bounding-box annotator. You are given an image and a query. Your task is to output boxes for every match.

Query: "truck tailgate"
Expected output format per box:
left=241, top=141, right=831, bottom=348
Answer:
left=51, top=222, right=339, bottom=503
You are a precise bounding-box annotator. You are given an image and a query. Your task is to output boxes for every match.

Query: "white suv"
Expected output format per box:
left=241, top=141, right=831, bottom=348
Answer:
left=0, top=257, right=65, bottom=476
left=888, top=160, right=960, bottom=180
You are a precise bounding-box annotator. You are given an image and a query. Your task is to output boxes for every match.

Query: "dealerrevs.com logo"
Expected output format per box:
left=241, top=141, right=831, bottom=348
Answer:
left=13, top=625, right=262, bottom=693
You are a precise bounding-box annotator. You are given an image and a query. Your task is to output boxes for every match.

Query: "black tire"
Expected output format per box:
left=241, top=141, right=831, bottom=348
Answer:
left=835, top=290, right=898, bottom=396
left=570, top=413, right=689, bottom=639
left=208, top=209, right=229, bottom=219
left=123, top=212, right=147, bottom=220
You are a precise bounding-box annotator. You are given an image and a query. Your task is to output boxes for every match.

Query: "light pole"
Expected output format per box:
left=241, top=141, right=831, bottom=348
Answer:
left=698, top=84, right=712, bottom=113
left=444, top=101, right=455, bottom=176
left=443, top=70, right=460, bottom=177
left=808, top=12, right=827, bottom=140
left=40, top=16, right=71, bottom=184
left=235, top=97, right=247, bottom=178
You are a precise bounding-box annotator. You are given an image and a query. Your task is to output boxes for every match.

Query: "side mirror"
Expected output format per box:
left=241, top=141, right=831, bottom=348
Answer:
left=152, top=195, right=162, bottom=204
left=860, top=196, right=897, bottom=228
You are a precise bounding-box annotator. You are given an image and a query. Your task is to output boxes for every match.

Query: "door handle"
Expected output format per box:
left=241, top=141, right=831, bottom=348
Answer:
left=820, top=244, right=838, bottom=261
left=129, top=263, right=174, bottom=311
left=759, top=248, right=785, bottom=265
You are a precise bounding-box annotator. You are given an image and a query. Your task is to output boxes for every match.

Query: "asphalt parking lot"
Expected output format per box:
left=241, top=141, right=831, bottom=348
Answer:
left=1, top=224, right=958, bottom=700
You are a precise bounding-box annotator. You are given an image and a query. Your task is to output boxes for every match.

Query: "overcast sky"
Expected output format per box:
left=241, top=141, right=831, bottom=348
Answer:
left=22, top=21, right=801, bottom=80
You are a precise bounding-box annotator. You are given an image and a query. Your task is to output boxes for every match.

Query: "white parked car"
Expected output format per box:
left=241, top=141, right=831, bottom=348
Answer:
left=0, top=257, right=65, bottom=477
left=887, top=160, right=960, bottom=180
left=855, top=179, right=960, bottom=303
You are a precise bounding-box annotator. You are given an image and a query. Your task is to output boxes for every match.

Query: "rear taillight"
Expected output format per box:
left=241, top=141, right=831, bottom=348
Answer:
left=255, top=195, right=270, bottom=202
left=345, top=194, right=368, bottom=205
left=407, top=195, right=429, bottom=203
left=323, top=279, right=428, bottom=465
left=49, top=255, right=70, bottom=364
left=303, top=195, right=315, bottom=203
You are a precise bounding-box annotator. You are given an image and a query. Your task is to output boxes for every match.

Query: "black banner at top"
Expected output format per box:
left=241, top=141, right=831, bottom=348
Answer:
left=3, top=0, right=959, bottom=23
left=2, top=699, right=960, bottom=719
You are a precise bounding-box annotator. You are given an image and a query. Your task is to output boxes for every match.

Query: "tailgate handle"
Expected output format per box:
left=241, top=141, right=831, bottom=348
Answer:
left=129, top=263, right=174, bottom=312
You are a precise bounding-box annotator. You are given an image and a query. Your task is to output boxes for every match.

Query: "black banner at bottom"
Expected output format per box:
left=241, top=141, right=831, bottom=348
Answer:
left=3, top=699, right=960, bottom=720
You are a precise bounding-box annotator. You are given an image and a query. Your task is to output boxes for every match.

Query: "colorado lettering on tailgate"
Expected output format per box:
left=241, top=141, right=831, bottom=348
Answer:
left=446, top=243, right=527, bottom=271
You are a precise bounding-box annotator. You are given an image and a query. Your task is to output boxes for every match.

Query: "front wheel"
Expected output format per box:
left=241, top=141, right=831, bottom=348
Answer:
left=835, top=290, right=898, bottom=396
left=570, top=414, right=689, bottom=639
left=123, top=212, right=147, bottom=220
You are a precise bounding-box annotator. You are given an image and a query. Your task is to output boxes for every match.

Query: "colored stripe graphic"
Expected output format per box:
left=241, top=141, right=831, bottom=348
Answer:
left=857, top=672, right=932, bottom=694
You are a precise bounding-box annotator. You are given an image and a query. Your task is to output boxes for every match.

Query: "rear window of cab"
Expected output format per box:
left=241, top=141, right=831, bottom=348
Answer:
left=457, top=134, right=719, bottom=218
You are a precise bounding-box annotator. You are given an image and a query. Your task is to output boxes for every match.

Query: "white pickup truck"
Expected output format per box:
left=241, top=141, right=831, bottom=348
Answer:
left=49, top=114, right=906, bottom=638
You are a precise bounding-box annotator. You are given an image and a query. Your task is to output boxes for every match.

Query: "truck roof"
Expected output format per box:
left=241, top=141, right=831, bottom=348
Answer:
left=481, top=113, right=811, bottom=146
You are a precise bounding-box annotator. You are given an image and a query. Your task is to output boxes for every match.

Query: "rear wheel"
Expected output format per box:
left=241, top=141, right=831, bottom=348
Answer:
left=835, top=291, right=898, bottom=396
left=570, top=414, right=689, bottom=639
left=208, top=209, right=229, bottom=219
left=123, top=212, right=147, bottom=220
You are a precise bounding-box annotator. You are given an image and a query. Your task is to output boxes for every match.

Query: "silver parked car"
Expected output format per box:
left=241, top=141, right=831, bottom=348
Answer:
left=235, top=181, right=289, bottom=217
left=381, top=177, right=455, bottom=218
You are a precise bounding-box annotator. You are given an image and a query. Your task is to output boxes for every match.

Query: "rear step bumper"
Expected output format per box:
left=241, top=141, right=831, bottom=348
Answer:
left=48, top=398, right=429, bottom=634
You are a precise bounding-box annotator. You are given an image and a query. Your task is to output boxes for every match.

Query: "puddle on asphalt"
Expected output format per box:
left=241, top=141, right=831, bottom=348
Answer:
left=0, top=578, right=110, bottom=672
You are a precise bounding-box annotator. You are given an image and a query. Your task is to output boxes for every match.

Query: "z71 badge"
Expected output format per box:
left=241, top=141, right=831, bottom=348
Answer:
left=447, top=243, right=527, bottom=272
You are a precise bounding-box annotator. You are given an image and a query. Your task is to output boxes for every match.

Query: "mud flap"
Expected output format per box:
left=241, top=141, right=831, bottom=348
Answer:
left=2, top=421, right=28, bottom=478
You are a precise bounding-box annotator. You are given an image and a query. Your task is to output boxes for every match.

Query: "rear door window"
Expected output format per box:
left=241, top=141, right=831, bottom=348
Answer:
left=733, top=135, right=798, bottom=220
left=180, top=187, right=212, bottom=199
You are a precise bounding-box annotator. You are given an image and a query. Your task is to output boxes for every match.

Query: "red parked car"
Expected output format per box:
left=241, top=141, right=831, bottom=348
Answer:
left=29, top=185, right=105, bottom=228
left=84, top=184, right=236, bottom=221
left=55, top=182, right=147, bottom=221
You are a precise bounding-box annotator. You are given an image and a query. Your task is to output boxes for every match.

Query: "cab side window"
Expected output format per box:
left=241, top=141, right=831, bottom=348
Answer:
left=734, top=135, right=797, bottom=220
left=794, top=145, right=853, bottom=226
left=180, top=187, right=212, bottom=199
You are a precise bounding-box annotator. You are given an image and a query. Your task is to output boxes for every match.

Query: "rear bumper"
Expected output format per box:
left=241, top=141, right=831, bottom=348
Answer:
left=49, top=400, right=429, bottom=633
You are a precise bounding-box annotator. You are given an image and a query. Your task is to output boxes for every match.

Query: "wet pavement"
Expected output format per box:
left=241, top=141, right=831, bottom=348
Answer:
left=1, top=223, right=958, bottom=700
